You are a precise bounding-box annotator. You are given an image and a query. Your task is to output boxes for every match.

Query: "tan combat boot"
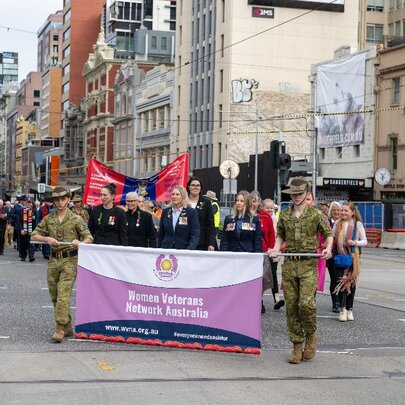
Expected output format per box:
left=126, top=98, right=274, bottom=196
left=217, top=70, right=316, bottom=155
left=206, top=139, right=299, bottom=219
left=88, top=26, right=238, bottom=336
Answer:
left=64, top=322, right=74, bottom=337
left=52, top=324, right=65, bottom=343
left=288, top=343, right=303, bottom=364
left=303, top=333, right=317, bottom=360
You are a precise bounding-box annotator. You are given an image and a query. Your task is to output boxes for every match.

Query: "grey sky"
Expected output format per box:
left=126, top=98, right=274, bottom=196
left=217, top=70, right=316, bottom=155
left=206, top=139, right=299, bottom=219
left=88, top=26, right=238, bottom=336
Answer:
left=0, top=0, right=62, bottom=82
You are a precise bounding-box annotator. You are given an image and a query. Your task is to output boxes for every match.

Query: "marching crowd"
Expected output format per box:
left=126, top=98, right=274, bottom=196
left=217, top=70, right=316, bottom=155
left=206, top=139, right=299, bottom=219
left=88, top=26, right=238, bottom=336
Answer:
left=2, top=176, right=367, bottom=363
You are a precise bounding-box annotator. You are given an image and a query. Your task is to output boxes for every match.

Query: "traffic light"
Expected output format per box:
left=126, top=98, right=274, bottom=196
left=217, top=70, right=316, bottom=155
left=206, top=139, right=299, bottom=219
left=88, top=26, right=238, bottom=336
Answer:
left=279, top=153, right=291, bottom=170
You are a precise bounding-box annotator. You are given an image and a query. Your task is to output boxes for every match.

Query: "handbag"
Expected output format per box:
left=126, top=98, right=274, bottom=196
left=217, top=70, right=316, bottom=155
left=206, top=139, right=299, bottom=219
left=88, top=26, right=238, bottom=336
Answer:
left=333, top=220, right=357, bottom=268
left=334, top=254, right=353, bottom=268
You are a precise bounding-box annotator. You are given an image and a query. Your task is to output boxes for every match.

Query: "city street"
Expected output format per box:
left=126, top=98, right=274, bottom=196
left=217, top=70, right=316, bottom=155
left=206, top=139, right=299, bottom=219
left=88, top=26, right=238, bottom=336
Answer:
left=1, top=246, right=405, bottom=404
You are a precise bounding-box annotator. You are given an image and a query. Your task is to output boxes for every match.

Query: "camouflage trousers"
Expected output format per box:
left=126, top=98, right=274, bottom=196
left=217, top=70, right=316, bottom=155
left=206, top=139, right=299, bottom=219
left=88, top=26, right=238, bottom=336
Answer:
left=47, top=257, right=78, bottom=326
left=282, top=258, right=318, bottom=343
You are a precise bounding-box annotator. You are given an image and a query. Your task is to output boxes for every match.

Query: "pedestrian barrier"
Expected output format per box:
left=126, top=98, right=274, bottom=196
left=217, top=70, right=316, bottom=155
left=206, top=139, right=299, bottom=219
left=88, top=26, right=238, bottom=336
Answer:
left=365, top=228, right=382, bottom=248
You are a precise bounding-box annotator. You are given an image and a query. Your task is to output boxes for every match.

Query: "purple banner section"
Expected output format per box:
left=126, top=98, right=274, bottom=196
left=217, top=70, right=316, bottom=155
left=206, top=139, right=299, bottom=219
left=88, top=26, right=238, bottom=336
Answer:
left=76, top=266, right=262, bottom=341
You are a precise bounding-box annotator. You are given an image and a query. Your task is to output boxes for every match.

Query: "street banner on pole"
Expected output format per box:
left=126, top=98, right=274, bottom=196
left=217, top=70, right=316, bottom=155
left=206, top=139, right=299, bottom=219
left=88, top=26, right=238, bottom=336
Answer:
left=83, top=153, right=189, bottom=206
left=75, top=244, right=262, bottom=354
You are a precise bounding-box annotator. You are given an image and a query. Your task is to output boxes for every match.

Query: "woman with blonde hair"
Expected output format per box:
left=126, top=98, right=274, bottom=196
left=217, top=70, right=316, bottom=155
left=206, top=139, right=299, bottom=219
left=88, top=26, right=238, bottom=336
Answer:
left=220, top=190, right=261, bottom=253
left=333, top=201, right=367, bottom=322
left=157, top=186, right=200, bottom=250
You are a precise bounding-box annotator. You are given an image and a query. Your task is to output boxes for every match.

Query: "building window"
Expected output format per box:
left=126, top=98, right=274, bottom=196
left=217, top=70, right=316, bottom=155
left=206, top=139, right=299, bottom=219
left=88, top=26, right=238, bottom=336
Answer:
left=151, top=36, right=157, bottom=50
left=161, top=36, right=167, bottom=51
left=219, top=104, right=223, bottom=128
left=178, top=85, right=181, bottom=105
left=33, top=101, right=40, bottom=106
left=390, top=137, right=398, bottom=170
left=220, top=69, right=224, bottom=92
left=62, top=82, right=70, bottom=93
left=63, top=45, right=70, bottom=58
left=320, top=148, right=325, bottom=160
left=336, top=146, right=342, bottom=159
left=366, top=24, right=383, bottom=42
left=354, top=144, right=360, bottom=157
left=33, top=90, right=40, bottom=98
left=389, top=23, right=394, bottom=36
left=179, top=25, right=182, bottom=45
left=53, top=34, right=59, bottom=41
left=222, top=0, right=225, bottom=23
left=392, top=78, right=400, bottom=104
left=395, top=21, right=401, bottom=36
left=63, top=64, right=70, bottom=76
left=367, top=0, right=384, bottom=11
left=221, top=34, right=224, bottom=57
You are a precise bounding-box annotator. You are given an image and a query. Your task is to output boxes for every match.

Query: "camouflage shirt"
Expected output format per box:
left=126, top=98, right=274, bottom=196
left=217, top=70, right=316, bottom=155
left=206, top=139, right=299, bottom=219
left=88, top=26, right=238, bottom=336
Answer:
left=277, top=205, right=333, bottom=253
left=32, top=209, right=93, bottom=254
left=72, top=207, right=89, bottom=223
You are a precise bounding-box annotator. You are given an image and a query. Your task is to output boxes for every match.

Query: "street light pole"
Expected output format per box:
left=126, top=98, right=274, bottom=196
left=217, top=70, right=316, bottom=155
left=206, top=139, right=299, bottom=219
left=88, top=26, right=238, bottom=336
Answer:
left=312, top=115, right=319, bottom=200
left=254, top=101, right=259, bottom=191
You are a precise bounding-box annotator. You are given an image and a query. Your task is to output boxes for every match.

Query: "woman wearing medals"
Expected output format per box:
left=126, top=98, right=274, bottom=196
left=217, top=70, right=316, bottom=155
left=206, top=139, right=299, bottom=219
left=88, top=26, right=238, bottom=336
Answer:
left=88, top=183, right=128, bottom=246
left=125, top=191, right=156, bottom=247
left=186, top=176, right=216, bottom=251
left=158, top=186, right=200, bottom=250
left=220, top=190, right=262, bottom=253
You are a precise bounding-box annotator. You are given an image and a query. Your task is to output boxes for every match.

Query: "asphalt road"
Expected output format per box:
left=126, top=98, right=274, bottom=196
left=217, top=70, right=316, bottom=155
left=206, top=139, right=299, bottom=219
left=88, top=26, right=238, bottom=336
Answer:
left=1, top=246, right=405, bottom=404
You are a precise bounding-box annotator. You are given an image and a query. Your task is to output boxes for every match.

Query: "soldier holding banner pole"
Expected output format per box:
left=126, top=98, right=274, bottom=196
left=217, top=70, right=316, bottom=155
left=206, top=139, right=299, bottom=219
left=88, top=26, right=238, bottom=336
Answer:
left=269, top=178, right=333, bottom=364
left=31, top=187, right=93, bottom=343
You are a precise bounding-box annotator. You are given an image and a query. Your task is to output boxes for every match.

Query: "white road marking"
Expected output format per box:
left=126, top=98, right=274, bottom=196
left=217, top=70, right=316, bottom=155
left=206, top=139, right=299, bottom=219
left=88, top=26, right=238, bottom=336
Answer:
left=317, top=315, right=337, bottom=319
left=0, top=336, right=10, bottom=339
left=398, top=319, right=405, bottom=322
left=68, top=338, right=107, bottom=343
left=394, top=299, right=405, bottom=301
left=354, top=296, right=369, bottom=300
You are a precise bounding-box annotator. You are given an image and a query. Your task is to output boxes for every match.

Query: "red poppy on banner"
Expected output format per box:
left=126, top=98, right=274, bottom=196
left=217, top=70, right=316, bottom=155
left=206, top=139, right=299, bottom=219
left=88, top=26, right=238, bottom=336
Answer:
left=83, top=154, right=189, bottom=206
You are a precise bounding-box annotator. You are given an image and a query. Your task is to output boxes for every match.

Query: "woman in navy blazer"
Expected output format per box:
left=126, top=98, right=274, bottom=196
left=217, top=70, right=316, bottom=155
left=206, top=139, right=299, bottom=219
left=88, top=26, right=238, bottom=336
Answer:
left=220, top=190, right=262, bottom=253
left=158, top=186, right=200, bottom=250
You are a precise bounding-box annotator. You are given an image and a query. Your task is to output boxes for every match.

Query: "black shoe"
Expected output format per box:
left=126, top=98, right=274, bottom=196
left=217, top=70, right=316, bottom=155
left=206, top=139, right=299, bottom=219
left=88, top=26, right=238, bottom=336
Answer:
left=21, top=258, right=26, bottom=262
left=29, top=258, right=35, bottom=262
left=274, top=299, right=285, bottom=310
left=261, top=300, right=266, bottom=314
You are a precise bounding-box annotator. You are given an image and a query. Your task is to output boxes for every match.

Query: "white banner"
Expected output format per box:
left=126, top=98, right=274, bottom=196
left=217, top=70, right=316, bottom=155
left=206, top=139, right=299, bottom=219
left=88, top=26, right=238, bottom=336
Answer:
left=75, top=245, right=263, bottom=354
left=316, top=52, right=366, bottom=148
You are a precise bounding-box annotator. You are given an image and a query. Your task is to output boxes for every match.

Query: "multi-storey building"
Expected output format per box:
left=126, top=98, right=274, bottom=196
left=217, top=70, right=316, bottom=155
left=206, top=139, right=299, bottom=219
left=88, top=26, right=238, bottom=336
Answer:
left=104, top=0, right=176, bottom=59
left=60, top=0, right=106, bottom=185
left=61, top=0, right=106, bottom=112
left=375, top=41, right=405, bottom=227
left=37, top=12, right=64, bottom=186
left=15, top=116, right=40, bottom=190
left=0, top=84, right=17, bottom=197
left=135, top=64, right=174, bottom=177
left=173, top=0, right=360, bottom=184
left=0, top=51, right=18, bottom=88
left=37, top=11, right=63, bottom=73
left=82, top=30, right=123, bottom=165
left=113, top=61, right=145, bottom=176
left=6, top=72, right=41, bottom=194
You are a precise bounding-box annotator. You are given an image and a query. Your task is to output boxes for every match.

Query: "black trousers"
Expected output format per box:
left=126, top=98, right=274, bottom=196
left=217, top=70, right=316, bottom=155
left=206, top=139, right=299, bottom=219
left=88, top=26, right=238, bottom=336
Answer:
left=336, top=267, right=356, bottom=310
left=19, top=235, right=35, bottom=260
left=0, top=225, right=6, bottom=253
left=327, top=258, right=339, bottom=303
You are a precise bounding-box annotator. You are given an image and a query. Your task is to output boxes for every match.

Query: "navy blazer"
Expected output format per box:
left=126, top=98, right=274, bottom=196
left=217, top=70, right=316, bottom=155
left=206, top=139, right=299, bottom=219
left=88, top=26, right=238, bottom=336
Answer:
left=158, top=206, right=200, bottom=250
left=220, top=213, right=262, bottom=253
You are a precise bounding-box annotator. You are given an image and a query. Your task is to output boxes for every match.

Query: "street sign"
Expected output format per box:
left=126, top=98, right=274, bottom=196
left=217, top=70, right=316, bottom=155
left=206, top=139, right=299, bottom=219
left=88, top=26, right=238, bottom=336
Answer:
left=37, top=183, right=46, bottom=194
left=290, top=161, right=312, bottom=172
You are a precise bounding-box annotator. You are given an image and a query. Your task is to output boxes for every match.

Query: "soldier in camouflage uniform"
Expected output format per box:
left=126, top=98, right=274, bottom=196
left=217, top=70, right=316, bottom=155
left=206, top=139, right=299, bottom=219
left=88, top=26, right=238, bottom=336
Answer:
left=31, top=187, right=93, bottom=343
left=270, top=178, right=333, bottom=364
left=71, top=194, right=89, bottom=224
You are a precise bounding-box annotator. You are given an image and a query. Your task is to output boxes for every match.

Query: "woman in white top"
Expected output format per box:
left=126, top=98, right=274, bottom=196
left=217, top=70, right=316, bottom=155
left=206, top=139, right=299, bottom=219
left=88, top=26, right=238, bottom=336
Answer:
left=333, top=201, right=367, bottom=322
